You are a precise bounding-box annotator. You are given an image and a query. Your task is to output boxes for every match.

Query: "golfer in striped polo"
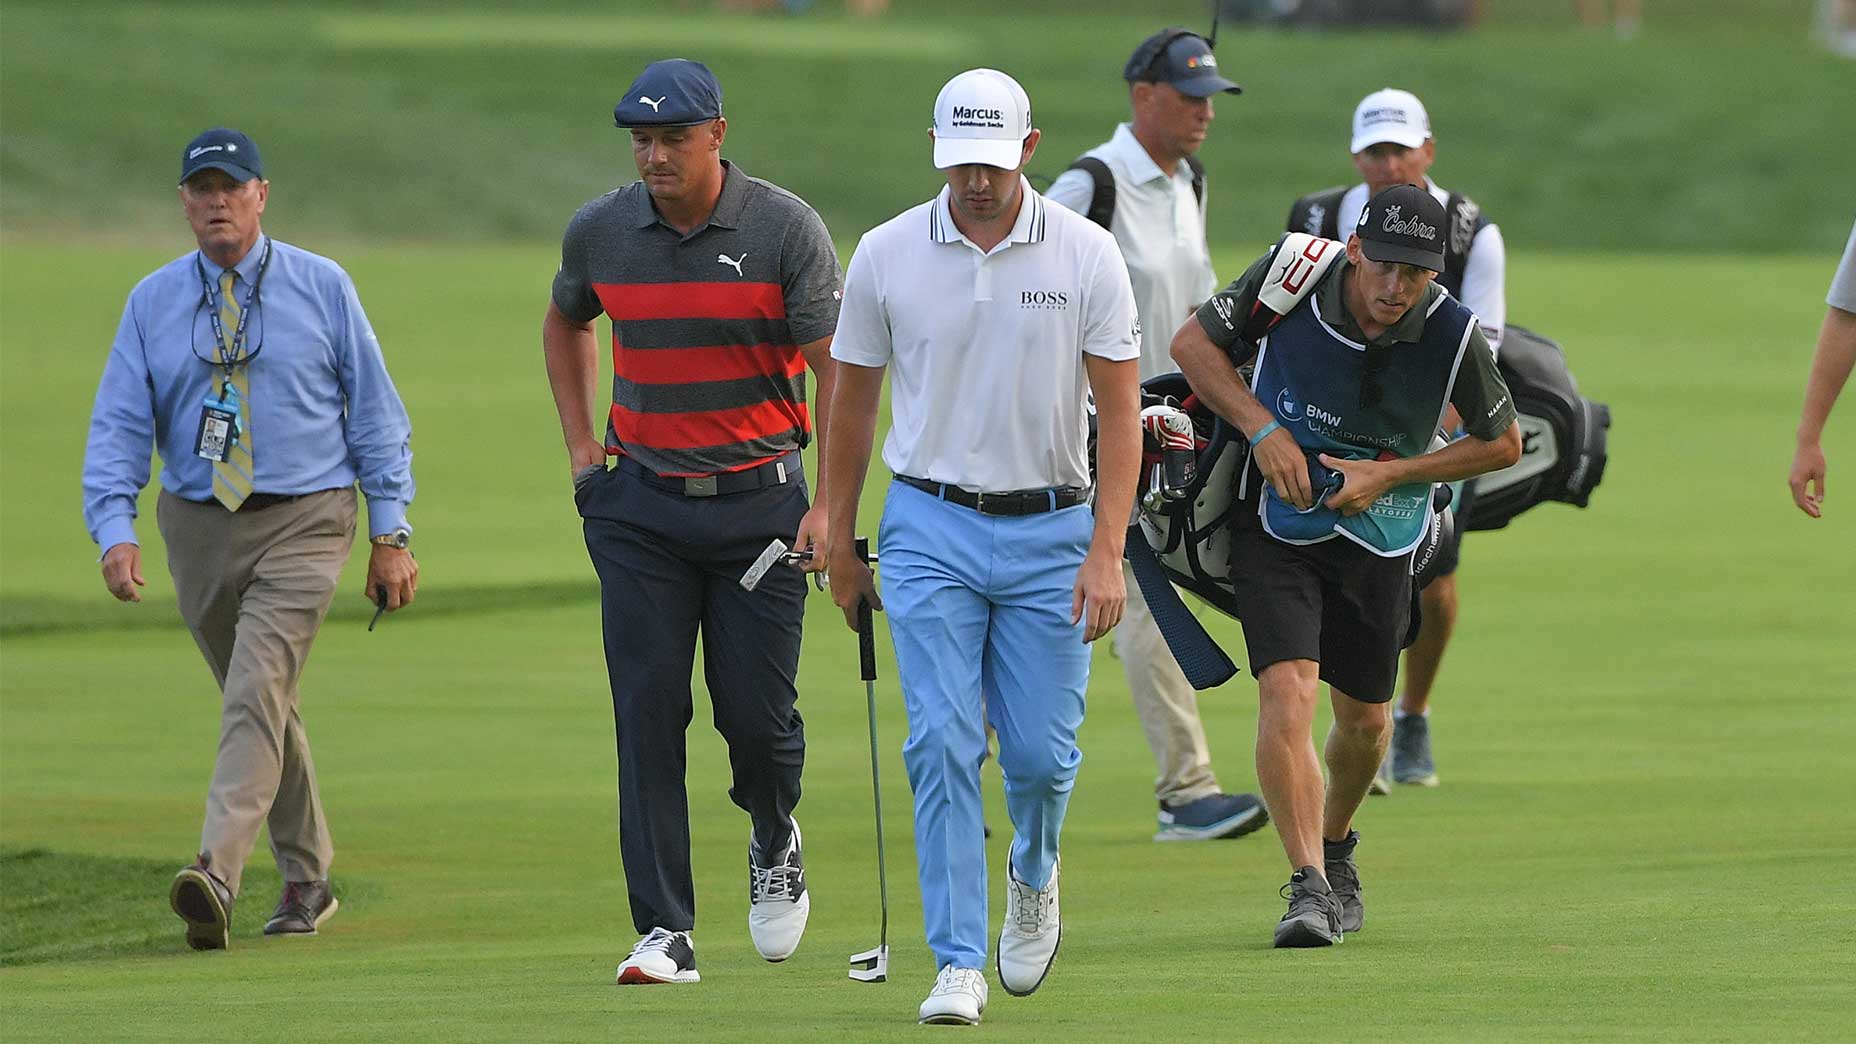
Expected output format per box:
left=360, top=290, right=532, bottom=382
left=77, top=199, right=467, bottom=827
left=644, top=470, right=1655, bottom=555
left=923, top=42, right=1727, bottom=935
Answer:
left=824, top=69, right=1141, bottom=1026
left=541, top=58, right=842, bottom=985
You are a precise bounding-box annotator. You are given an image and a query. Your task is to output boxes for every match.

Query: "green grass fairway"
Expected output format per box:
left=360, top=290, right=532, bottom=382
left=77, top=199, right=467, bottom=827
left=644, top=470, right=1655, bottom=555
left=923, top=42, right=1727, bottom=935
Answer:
left=3, top=240, right=1852, bottom=1040
left=4, top=1, right=1853, bottom=253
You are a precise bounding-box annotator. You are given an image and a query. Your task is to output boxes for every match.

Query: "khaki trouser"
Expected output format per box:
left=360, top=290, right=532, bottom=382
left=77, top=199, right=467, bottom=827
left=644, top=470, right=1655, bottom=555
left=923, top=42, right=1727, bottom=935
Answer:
left=157, top=488, right=353, bottom=895
left=1115, top=561, right=1221, bottom=805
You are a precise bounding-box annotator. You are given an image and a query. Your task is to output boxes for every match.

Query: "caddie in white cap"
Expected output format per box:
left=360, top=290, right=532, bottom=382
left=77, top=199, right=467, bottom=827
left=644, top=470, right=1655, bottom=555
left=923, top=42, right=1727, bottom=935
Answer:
left=824, top=67, right=1142, bottom=1026
left=1285, top=87, right=1509, bottom=799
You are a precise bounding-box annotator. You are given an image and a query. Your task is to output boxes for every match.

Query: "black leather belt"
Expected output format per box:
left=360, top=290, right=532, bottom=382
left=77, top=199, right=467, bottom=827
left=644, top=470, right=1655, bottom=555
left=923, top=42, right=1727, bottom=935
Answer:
left=618, top=452, right=800, bottom=498
left=896, top=474, right=1087, bottom=517
left=184, top=490, right=322, bottom=512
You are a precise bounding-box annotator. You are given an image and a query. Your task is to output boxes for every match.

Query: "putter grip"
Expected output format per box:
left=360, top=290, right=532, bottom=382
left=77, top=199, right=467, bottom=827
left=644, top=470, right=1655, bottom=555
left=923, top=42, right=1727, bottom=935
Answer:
left=856, top=537, right=876, bottom=682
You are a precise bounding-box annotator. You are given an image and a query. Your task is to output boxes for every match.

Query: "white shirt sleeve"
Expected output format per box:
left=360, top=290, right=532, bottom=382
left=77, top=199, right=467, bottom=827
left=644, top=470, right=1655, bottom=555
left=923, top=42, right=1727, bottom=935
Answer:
left=1081, top=237, right=1140, bottom=362
left=1195, top=179, right=1219, bottom=305
left=1044, top=168, right=1099, bottom=218
left=829, top=235, right=892, bottom=367
left=1828, top=220, right=1856, bottom=313
left=1458, top=222, right=1507, bottom=356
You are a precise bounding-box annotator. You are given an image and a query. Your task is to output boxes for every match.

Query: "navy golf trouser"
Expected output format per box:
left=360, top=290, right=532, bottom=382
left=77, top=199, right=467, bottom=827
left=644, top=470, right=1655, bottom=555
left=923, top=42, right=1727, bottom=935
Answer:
left=578, top=460, right=808, bottom=935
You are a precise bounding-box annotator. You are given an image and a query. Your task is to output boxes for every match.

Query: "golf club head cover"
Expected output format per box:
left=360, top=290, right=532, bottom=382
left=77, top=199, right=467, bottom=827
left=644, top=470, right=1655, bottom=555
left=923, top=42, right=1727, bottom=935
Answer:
left=1141, top=404, right=1198, bottom=501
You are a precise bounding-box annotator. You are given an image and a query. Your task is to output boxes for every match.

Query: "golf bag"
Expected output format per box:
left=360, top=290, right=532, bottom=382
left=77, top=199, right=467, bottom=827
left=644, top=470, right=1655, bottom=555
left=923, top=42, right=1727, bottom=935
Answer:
left=1134, top=373, right=1458, bottom=612
left=1465, top=324, right=1610, bottom=530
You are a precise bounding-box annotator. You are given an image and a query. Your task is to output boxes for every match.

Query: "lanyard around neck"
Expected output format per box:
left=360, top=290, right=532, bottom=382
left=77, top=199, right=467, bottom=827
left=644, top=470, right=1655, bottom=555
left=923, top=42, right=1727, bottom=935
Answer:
left=194, top=238, right=272, bottom=373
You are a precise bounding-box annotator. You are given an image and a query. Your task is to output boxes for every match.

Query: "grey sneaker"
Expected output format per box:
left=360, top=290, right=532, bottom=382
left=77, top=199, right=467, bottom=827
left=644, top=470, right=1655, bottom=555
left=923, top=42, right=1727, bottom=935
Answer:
left=1323, top=830, right=1363, bottom=934
left=263, top=880, right=339, bottom=936
left=169, top=856, right=234, bottom=951
left=1390, top=714, right=1439, bottom=786
left=1272, top=867, right=1343, bottom=948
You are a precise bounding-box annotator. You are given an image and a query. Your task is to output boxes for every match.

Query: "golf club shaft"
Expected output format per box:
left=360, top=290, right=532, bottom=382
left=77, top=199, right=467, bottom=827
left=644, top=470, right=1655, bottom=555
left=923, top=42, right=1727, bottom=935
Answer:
left=855, top=536, right=887, bottom=950
left=865, top=676, right=887, bottom=950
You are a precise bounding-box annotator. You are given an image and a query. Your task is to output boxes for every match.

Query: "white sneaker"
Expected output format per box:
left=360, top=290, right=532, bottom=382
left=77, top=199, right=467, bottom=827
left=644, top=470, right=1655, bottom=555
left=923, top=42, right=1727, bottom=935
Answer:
left=996, top=858, right=1060, bottom=996
left=748, top=818, right=810, bottom=961
left=616, top=927, right=700, bottom=984
left=918, top=966, right=988, bottom=1025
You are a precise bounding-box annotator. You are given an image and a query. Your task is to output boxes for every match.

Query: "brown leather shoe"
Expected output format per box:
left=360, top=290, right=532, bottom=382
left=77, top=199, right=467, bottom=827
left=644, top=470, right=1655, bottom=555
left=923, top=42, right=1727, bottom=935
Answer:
left=170, top=856, right=234, bottom=951
left=263, top=880, right=339, bottom=936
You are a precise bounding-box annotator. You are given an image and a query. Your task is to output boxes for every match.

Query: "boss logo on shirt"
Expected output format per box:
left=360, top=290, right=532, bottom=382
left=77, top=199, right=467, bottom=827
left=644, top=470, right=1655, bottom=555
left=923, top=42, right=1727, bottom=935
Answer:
left=1020, top=289, right=1070, bottom=310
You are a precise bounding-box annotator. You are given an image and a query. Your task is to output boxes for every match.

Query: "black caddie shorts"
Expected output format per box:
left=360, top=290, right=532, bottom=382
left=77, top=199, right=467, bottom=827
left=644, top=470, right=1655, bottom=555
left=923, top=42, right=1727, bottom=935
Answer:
left=1227, top=500, right=1414, bottom=704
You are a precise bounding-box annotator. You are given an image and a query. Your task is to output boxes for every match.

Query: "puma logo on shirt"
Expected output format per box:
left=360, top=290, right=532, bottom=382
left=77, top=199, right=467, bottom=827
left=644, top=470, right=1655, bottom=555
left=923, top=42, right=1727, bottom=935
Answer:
left=717, top=252, right=746, bottom=277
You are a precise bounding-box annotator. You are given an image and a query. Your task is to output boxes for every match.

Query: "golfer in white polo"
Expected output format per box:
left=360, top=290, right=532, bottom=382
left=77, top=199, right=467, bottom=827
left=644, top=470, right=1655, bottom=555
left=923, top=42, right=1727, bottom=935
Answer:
left=824, top=68, right=1141, bottom=1026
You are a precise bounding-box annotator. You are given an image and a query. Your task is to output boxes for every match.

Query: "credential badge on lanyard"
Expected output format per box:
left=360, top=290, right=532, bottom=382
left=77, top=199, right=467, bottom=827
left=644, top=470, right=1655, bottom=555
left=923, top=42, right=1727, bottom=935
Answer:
left=191, top=240, right=270, bottom=462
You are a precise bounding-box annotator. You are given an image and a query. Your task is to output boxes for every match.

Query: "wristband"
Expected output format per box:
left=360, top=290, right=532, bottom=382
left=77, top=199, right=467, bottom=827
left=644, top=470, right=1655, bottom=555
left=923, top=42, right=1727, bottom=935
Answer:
left=1248, top=420, right=1281, bottom=447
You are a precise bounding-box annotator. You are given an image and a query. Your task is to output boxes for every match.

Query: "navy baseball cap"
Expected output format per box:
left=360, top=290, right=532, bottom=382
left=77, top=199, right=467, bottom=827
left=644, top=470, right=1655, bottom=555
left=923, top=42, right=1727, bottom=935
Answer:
left=180, top=128, right=262, bottom=184
left=1124, top=29, right=1241, bottom=97
left=1355, top=184, right=1447, bottom=273
left=614, top=59, right=723, bottom=128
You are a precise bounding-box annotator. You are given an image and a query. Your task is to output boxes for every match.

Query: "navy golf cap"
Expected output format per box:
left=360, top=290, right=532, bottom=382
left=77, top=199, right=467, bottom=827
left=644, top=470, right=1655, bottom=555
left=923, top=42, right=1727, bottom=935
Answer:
left=614, top=59, right=724, bottom=128
left=1355, top=184, right=1447, bottom=273
left=180, top=128, right=263, bottom=184
left=1124, top=29, right=1241, bottom=97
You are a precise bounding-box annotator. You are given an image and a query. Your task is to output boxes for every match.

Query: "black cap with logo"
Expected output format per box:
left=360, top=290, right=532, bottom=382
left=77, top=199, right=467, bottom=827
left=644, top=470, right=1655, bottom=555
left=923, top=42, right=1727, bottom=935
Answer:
left=180, top=128, right=263, bottom=184
left=1123, top=29, right=1241, bottom=97
left=1355, top=184, right=1447, bottom=273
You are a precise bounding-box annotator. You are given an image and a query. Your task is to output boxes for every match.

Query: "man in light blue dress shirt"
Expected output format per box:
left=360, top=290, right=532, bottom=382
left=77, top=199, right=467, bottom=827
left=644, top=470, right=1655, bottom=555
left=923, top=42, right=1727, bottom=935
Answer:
left=82, top=128, right=417, bottom=951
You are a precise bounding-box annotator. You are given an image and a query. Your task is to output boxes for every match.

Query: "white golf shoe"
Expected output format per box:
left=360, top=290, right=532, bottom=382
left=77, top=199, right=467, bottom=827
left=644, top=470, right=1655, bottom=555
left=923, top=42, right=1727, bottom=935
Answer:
left=996, top=858, right=1060, bottom=996
left=748, top=818, right=810, bottom=961
left=615, top=928, right=700, bottom=984
left=918, top=965, right=988, bottom=1025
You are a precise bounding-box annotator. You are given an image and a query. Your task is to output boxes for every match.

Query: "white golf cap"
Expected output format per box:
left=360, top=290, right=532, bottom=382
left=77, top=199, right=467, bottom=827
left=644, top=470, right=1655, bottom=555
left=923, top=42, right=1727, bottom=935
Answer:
left=931, top=68, right=1033, bottom=170
left=1350, top=87, right=1431, bottom=153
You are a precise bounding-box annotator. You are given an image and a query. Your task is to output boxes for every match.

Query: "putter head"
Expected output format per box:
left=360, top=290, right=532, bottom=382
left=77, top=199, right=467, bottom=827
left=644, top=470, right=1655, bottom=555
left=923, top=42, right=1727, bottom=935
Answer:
left=848, top=945, right=888, bottom=983
left=739, top=539, right=791, bottom=592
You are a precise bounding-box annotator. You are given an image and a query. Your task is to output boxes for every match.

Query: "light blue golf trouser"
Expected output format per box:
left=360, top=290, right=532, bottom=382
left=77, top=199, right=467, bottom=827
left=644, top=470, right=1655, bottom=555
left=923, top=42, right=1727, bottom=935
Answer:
left=878, top=479, right=1093, bottom=971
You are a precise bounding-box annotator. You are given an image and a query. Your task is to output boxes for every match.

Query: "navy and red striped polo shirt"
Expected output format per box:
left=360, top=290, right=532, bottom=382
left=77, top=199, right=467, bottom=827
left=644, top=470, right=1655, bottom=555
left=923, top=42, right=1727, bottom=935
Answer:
left=552, top=162, right=842, bottom=476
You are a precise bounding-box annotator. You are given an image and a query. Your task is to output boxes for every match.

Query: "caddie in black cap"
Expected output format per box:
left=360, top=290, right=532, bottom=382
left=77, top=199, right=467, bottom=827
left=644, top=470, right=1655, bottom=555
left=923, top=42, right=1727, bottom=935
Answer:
left=1124, top=28, right=1241, bottom=96
left=180, top=127, right=263, bottom=184
left=613, top=58, right=724, bottom=128
left=1354, top=183, right=1447, bottom=273
left=1169, top=168, right=1521, bottom=954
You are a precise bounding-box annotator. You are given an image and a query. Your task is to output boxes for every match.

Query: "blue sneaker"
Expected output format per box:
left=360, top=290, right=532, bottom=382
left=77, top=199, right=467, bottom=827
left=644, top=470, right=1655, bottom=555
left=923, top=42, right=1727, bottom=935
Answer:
left=1390, top=714, right=1439, bottom=786
left=1155, top=792, right=1268, bottom=841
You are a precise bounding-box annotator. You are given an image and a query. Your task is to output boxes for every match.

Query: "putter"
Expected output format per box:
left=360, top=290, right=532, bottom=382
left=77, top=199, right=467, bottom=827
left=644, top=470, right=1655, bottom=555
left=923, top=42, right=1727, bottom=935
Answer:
left=740, top=538, right=878, bottom=592
left=847, top=536, right=889, bottom=984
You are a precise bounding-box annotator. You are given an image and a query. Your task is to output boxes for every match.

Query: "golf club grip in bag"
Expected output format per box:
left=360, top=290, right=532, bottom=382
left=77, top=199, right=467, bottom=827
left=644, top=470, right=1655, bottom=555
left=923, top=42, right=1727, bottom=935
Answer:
left=855, top=537, right=876, bottom=682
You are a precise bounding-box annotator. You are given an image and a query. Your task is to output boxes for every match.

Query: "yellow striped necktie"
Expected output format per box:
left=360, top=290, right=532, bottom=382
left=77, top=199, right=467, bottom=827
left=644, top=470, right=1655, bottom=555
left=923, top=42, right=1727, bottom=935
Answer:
left=212, top=269, right=254, bottom=511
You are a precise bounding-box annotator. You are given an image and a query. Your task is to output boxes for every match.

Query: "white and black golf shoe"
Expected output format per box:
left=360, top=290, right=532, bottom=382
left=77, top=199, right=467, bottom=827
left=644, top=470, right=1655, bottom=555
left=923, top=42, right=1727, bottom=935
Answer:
left=918, top=966, right=988, bottom=1025
left=996, top=858, right=1060, bottom=996
left=748, top=818, right=810, bottom=961
left=616, top=927, right=700, bottom=984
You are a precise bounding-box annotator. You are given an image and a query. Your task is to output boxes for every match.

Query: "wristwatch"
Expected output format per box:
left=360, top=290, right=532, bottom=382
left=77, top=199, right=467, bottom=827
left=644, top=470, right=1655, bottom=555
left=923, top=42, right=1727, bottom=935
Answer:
left=371, top=528, right=411, bottom=550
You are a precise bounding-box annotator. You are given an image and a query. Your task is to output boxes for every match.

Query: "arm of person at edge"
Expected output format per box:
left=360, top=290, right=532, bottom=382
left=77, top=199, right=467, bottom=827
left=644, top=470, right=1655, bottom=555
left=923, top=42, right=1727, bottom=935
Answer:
left=1321, top=319, right=1523, bottom=516
left=1172, top=250, right=1323, bottom=508
left=1078, top=353, right=1137, bottom=643
left=822, top=360, right=886, bottom=629
left=337, top=272, right=419, bottom=611
left=791, top=336, right=835, bottom=572
left=87, top=295, right=155, bottom=603
left=1789, top=304, right=1856, bottom=518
